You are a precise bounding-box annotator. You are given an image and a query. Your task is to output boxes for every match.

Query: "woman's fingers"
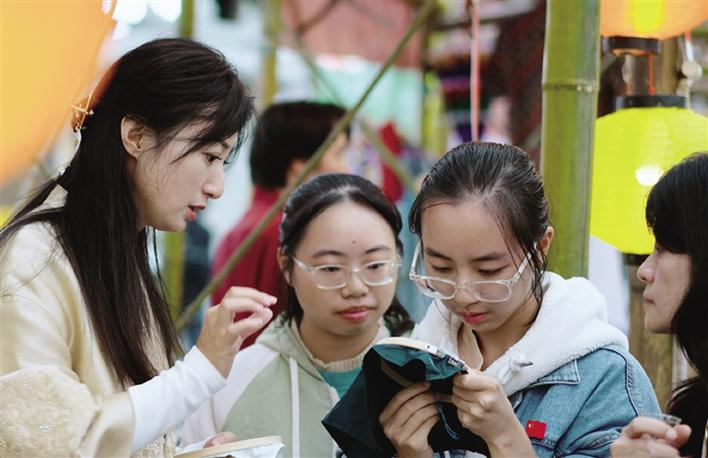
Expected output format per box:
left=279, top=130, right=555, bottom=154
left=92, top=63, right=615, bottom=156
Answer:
left=396, top=403, right=439, bottom=441
left=612, top=418, right=688, bottom=458
left=227, top=307, right=273, bottom=345
left=623, top=417, right=675, bottom=440
left=379, top=382, right=431, bottom=424
left=380, top=387, right=439, bottom=448
left=217, top=287, right=276, bottom=321
left=214, top=288, right=276, bottom=345
left=196, top=287, right=276, bottom=377
left=379, top=386, right=439, bottom=458
left=203, top=431, right=237, bottom=448
left=452, top=372, right=498, bottom=399
left=645, top=439, right=682, bottom=457
left=669, top=424, right=691, bottom=448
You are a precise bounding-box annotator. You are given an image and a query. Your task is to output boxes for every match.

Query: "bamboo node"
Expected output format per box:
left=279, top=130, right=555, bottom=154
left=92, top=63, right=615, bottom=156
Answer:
left=542, top=79, right=597, bottom=93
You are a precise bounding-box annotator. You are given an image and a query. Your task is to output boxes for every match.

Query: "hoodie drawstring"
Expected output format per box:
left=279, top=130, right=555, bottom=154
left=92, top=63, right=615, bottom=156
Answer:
left=497, top=352, right=534, bottom=385
left=289, top=357, right=301, bottom=458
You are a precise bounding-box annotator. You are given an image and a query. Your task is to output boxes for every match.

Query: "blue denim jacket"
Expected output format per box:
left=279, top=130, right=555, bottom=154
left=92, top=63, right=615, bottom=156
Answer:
left=444, top=344, right=660, bottom=458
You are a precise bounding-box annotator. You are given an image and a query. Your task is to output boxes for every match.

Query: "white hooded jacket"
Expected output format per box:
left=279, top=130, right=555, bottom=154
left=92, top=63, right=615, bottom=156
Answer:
left=414, top=272, right=629, bottom=396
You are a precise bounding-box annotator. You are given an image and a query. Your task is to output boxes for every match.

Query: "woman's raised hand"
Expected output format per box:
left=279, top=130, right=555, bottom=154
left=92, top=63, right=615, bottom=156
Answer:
left=197, top=286, right=276, bottom=378
left=610, top=416, right=691, bottom=458
left=379, top=382, right=439, bottom=458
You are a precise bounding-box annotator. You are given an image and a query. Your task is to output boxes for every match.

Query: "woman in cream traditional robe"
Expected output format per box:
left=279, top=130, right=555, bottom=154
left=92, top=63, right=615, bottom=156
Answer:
left=0, top=38, right=272, bottom=457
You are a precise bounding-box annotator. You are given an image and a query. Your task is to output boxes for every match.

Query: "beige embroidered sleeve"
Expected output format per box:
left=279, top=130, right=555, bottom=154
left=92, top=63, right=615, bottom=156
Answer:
left=1, top=233, right=135, bottom=457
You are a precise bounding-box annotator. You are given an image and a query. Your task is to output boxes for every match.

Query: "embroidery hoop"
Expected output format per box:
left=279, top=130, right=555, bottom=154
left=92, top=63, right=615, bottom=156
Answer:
left=174, top=436, right=283, bottom=458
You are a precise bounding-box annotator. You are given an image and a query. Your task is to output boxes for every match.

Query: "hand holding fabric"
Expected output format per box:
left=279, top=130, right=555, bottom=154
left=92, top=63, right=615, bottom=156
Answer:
left=452, top=371, right=534, bottom=457
left=379, top=381, right=438, bottom=458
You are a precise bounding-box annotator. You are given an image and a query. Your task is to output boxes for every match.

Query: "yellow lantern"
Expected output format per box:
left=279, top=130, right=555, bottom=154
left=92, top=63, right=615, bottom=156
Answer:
left=591, top=99, right=708, bottom=255
left=600, top=0, right=708, bottom=40
left=0, top=1, right=115, bottom=184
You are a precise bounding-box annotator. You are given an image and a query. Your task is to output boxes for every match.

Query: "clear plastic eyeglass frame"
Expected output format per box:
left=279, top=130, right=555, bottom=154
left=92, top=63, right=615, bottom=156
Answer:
left=291, top=256, right=401, bottom=290
left=408, top=242, right=531, bottom=302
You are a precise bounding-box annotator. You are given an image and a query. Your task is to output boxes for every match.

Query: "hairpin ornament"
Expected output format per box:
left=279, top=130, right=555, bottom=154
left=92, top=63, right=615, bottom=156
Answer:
left=71, top=90, right=95, bottom=151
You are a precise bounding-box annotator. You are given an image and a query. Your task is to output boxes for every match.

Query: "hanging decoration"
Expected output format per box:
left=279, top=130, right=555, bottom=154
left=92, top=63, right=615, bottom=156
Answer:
left=591, top=99, right=708, bottom=254
left=600, top=0, right=708, bottom=40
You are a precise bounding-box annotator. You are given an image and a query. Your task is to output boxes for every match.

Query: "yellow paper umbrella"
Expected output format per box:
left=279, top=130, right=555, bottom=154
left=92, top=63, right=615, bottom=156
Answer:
left=591, top=104, right=708, bottom=255
left=600, top=0, right=708, bottom=40
left=0, top=1, right=115, bottom=184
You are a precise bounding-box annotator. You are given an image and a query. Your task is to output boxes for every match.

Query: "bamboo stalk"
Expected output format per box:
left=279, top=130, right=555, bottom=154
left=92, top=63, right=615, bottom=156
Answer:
left=179, top=0, right=194, bottom=39
left=176, top=0, right=436, bottom=330
left=540, top=0, right=600, bottom=278
left=163, top=231, right=186, bottom=320
left=260, top=0, right=282, bottom=107
left=163, top=0, right=195, bottom=322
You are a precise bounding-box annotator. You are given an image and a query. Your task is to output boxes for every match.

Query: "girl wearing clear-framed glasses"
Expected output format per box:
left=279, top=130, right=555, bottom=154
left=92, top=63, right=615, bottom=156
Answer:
left=182, top=174, right=413, bottom=458
left=379, top=142, right=660, bottom=458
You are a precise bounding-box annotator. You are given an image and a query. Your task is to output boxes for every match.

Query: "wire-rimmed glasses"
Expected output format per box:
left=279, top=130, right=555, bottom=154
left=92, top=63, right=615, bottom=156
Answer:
left=408, top=243, right=530, bottom=302
left=291, top=256, right=400, bottom=290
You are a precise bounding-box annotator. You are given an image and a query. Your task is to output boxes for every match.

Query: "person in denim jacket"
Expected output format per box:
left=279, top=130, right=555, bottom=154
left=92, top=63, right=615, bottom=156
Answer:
left=378, top=142, right=659, bottom=458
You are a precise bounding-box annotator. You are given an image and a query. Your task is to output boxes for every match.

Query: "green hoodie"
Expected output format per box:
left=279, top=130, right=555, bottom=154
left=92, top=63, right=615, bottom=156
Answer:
left=181, top=320, right=390, bottom=458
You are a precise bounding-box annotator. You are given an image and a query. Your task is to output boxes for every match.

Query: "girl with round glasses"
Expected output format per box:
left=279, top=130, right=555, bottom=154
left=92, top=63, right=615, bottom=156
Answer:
left=182, top=174, right=413, bottom=457
left=379, top=142, right=659, bottom=458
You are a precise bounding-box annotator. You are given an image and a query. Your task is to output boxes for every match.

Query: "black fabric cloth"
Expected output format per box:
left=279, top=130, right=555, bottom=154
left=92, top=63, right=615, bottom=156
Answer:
left=322, top=344, right=489, bottom=458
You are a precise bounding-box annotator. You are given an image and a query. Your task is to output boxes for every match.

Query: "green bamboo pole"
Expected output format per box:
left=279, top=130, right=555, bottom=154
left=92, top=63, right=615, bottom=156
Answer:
left=176, top=0, right=437, bottom=331
left=163, top=0, right=196, bottom=321
left=179, top=0, right=194, bottom=39
left=540, top=0, right=600, bottom=278
left=260, top=0, right=282, bottom=107
left=163, top=231, right=185, bottom=320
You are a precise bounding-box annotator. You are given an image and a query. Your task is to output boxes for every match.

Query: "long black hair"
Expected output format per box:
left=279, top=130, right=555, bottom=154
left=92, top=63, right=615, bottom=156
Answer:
left=278, top=173, right=413, bottom=336
left=0, top=38, right=254, bottom=386
left=645, top=152, right=708, bottom=457
left=409, top=142, right=550, bottom=306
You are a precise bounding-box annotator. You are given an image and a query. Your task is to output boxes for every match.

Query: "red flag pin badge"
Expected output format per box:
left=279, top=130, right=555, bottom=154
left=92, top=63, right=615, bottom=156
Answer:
left=526, top=420, right=547, bottom=439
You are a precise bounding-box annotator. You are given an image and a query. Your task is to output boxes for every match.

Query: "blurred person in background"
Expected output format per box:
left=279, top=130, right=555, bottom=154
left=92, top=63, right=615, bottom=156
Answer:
left=211, top=101, right=350, bottom=348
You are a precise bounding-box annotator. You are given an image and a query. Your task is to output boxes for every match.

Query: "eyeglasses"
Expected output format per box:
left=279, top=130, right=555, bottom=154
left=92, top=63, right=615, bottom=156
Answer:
left=408, top=243, right=531, bottom=302
left=291, top=256, right=400, bottom=290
